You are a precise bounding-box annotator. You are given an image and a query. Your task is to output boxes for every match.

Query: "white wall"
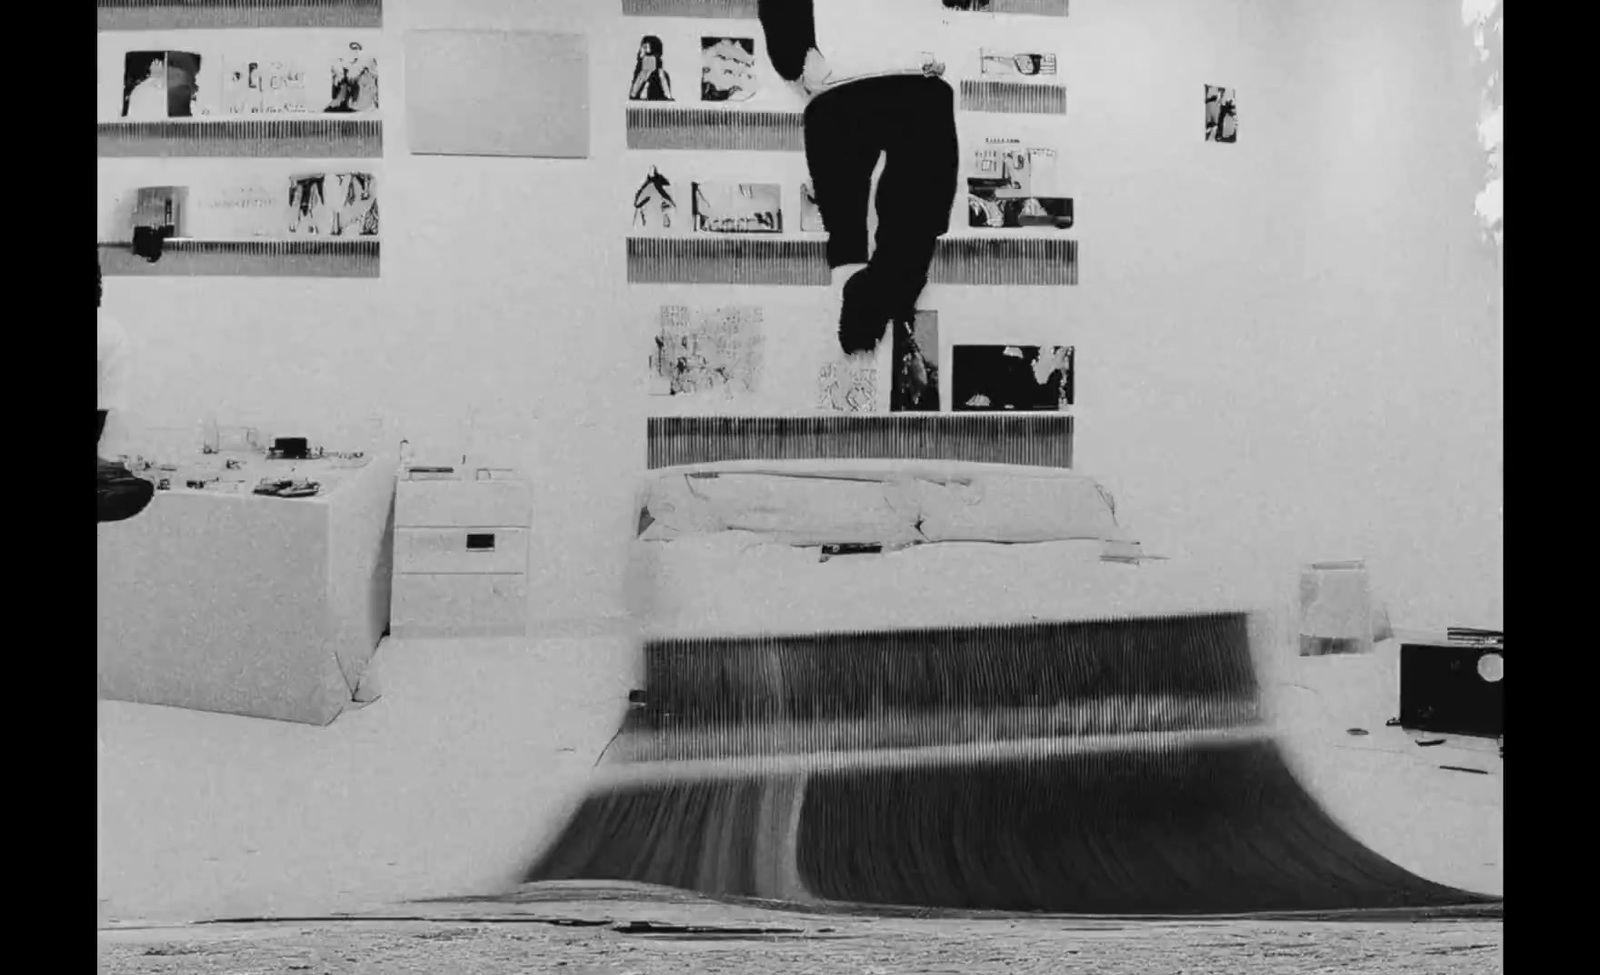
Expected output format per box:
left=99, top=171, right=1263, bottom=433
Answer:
left=97, top=0, right=1502, bottom=631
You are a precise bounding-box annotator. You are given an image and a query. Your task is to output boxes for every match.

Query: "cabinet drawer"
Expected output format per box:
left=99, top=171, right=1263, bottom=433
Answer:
left=395, top=527, right=528, bottom=575
left=392, top=573, right=526, bottom=638
left=396, top=479, right=530, bottom=528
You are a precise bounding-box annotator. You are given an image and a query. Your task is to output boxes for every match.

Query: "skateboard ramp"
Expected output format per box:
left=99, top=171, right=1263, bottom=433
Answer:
left=525, top=612, right=1500, bottom=915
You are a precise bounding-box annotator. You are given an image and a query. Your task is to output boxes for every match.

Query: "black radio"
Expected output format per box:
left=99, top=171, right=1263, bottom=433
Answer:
left=1397, top=635, right=1503, bottom=738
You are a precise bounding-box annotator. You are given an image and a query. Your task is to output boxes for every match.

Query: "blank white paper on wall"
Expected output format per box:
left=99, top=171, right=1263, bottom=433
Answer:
left=405, top=29, right=590, bottom=159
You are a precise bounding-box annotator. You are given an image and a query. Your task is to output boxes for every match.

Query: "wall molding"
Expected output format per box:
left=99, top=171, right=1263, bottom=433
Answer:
left=98, top=119, right=384, bottom=158
left=959, top=80, right=1068, bottom=115
left=627, top=237, right=1078, bottom=286
left=97, top=240, right=380, bottom=278
left=647, top=414, right=1074, bottom=469
left=627, top=108, right=804, bottom=152
left=96, top=0, right=384, bottom=31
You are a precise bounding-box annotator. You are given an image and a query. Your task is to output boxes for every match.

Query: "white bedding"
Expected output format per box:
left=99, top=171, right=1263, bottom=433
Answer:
left=627, top=533, right=1288, bottom=641
left=637, top=459, right=1131, bottom=550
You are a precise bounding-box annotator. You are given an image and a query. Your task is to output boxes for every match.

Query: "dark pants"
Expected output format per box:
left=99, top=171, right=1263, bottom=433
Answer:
left=803, top=75, right=959, bottom=320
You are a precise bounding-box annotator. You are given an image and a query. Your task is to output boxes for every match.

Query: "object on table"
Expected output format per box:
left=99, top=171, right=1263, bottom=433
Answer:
left=1447, top=626, right=1504, bottom=646
left=1346, top=728, right=1369, bottom=736
left=1439, top=765, right=1489, bottom=775
left=1297, top=559, right=1376, bottom=656
left=1415, top=738, right=1447, bottom=747
left=253, top=477, right=321, bottom=498
left=1399, top=638, right=1504, bottom=738
left=270, top=437, right=310, bottom=460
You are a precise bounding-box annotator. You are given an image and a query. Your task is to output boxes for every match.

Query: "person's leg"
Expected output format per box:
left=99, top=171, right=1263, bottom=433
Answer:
left=803, top=88, right=882, bottom=271
left=867, top=76, right=960, bottom=321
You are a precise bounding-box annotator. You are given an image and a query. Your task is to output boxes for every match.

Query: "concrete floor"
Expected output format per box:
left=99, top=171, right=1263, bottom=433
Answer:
left=96, top=626, right=1500, bottom=927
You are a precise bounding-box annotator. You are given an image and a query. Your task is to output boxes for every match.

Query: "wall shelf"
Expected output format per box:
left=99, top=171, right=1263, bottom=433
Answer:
left=620, top=0, right=1071, bottom=16
left=627, top=237, right=1078, bottom=286
left=97, top=0, right=383, bottom=31
left=98, top=119, right=383, bottom=158
left=647, top=414, right=1074, bottom=469
left=959, top=80, right=1068, bottom=115
left=98, top=239, right=380, bottom=278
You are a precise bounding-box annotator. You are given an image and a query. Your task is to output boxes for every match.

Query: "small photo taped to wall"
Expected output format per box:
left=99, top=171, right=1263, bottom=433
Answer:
left=650, top=304, right=765, bottom=400
left=1205, top=84, right=1238, bottom=143
left=122, top=51, right=204, bottom=119
left=630, top=34, right=678, bottom=101
left=692, top=181, right=783, bottom=234
left=633, top=165, right=683, bottom=232
left=979, top=49, right=1058, bottom=78
left=701, top=36, right=758, bottom=102
left=890, top=311, right=940, bottom=412
left=952, top=345, right=1074, bottom=411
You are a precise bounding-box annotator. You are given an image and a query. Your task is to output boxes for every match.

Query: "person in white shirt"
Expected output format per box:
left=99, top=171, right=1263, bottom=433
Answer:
left=759, top=0, right=960, bottom=355
left=97, top=259, right=153, bottom=522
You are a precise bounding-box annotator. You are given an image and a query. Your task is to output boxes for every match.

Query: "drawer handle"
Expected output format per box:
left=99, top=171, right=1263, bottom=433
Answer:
left=466, top=533, right=496, bottom=552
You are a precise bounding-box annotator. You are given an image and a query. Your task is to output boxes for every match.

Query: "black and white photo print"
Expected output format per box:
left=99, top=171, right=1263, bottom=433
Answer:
left=691, top=182, right=782, bottom=234
left=650, top=304, right=765, bottom=399
left=630, top=35, right=676, bottom=101
left=633, top=166, right=680, bottom=231
left=327, top=42, right=380, bottom=113
left=800, top=181, right=826, bottom=232
left=979, top=50, right=1058, bottom=78
left=701, top=36, right=758, bottom=102
left=952, top=344, right=1074, bottom=411
left=1206, top=84, right=1238, bottom=142
left=122, top=51, right=203, bottom=119
left=890, top=311, right=940, bottom=412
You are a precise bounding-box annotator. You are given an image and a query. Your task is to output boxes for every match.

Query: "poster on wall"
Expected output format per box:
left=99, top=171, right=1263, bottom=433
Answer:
left=629, top=34, right=678, bottom=101
left=650, top=305, right=765, bottom=399
left=799, top=181, right=826, bottom=232
left=287, top=172, right=380, bottom=237
left=979, top=49, right=1058, bottom=79
left=966, top=138, right=1073, bottom=229
left=187, top=182, right=283, bottom=239
left=122, top=51, right=204, bottom=118
left=692, top=182, right=783, bottom=233
left=890, top=312, right=940, bottom=412
left=327, top=43, right=381, bottom=112
left=817, top=355, right=879, bottom=413
left=701, top=36, right=758, bottom=102
left=632, top=166, right=683, bottom=231
left=951, top=345, right=1074, bottom=411
left=1205, top=85, right=1238, bottom=143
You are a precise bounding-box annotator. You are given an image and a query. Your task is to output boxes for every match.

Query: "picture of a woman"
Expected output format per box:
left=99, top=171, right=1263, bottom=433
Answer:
left=630, top=35, right=674, bottom=101
left=633, top=166, right=677, bottom=230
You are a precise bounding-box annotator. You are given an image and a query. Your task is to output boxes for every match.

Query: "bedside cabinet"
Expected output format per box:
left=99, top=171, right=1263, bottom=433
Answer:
left=392, top=469, right=531, bottom=638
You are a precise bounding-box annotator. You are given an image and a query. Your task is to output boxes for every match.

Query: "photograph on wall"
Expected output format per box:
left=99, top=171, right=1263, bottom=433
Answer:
left=122, top=51, right=204, bottom=119
left=890, top=311, right=940, bottom=412
left=630, top=34, right=677, bottom=101
left=650, top=305, right=765, bottom=399
left=633, top=166, right=681, bottom=231
left=288, top=173, right=379, bottom=237
left=1205, top=84, right=1238, bottom=143
left=799, top=181, right=826, bottom=232
left=979, top=50, right=1058, bottom=78
left=951, top=345, right=1074, bottom=411
left=966, top=138, right=1073, bottom=229
left=692, top=182, right=783, bottom=233
left=327, top=42, right=380, bottom=112
left=132, top=186, right=189, bottom=237
left=701, top=36, right=758, bottom=102
left=816, top=355, right=879, bottom=413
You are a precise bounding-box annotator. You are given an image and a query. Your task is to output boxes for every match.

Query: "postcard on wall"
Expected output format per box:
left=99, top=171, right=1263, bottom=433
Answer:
left=217, top=58, right=317, bottom=114
left=629, top=33, right=678, bottom=101
left=1205, top=85, right=1238, bottom=143
left=890, top=311, right=940, bottom=412
left=327, top=42, right=380, bottom=112
left=122, top=51, right=204, bottom=118
left=188, top=182, right=282, bottom=239
left=633, top=165, right=684, bottom=232
left=799, top=181, right=826, bottom=233
left=951, top=345, right=1074, bottom=411
left=288, top=173, right=379, bottom=237
left=817, top=355, right=879, bottom=413
left=132, top=187, right=189, bottom=237
left=692, top=182, right=783, bottom=234
left=966, top=137, right=1073, bottom=229
left=651, top=305, right=765, bottom=399
left=701, top=36, right=758, bottom=102
left=978, top=50, right=1058, bottom=79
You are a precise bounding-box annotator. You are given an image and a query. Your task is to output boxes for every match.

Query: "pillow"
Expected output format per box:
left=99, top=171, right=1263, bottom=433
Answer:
left=913, top=471, right=1126, bottom=544
left=639, top=471, right=924, bottom=547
